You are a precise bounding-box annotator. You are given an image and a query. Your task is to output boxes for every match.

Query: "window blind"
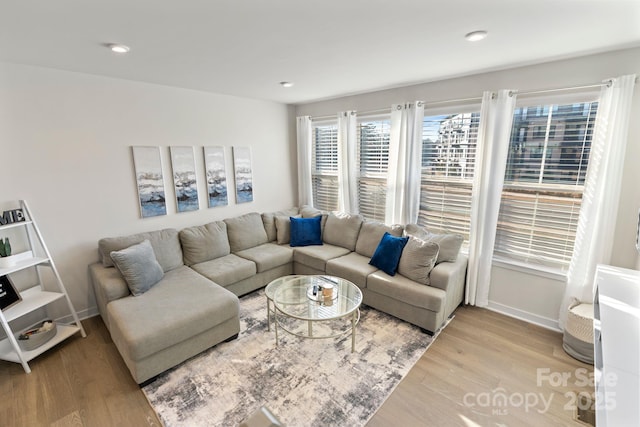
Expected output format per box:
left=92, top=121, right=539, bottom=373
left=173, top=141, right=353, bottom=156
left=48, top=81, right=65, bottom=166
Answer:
left=357, top=118, right=390, bottom=222
left=419, top=112, right=480, bottom=242
left=311, top=123, right=339, bottom=211
left=494, top=101, right=598, bottom=270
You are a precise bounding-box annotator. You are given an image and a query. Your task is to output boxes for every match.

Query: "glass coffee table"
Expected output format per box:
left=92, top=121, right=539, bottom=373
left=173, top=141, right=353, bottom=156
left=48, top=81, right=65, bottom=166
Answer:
left=265, top=275, right=363, bottom=352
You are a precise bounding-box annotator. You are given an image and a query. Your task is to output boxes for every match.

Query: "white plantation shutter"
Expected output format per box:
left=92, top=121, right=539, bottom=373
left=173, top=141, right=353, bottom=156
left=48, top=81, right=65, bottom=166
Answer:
left=357, top=117, right=391, bottom=222
left=419, top=112, right=480, bottom=242
left=494, top=100, right=598, bottom=270
left=312, top=122, right=339, bottom=211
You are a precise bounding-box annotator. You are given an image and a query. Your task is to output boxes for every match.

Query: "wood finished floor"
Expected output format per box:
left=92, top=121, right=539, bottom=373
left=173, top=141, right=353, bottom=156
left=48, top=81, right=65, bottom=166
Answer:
left=0, top=306, right=594, bottom=427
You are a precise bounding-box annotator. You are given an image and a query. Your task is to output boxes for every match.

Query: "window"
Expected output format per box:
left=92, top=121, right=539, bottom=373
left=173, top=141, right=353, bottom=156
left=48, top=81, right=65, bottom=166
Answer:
left=494, top=100, right=598, bottom=270
left=357, top=117, right=391, bottom=222
left=419, top=111, right=481, bottom=243
left=311, top=122, right=339, bottom=211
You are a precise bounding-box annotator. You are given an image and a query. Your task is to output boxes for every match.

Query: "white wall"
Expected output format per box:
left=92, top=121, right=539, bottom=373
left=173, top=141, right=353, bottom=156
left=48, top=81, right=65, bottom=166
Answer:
left=296, top=47, right=640, bottom=329
left=0, top=62, right=296, bottom=320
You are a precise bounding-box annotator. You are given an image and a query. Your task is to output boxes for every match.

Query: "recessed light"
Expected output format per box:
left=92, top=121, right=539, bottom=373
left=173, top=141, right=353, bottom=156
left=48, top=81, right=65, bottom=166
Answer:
left=108, top=44, right=130, bottom=53
left=465, top=31, right=488, bottom=42
left=280, top=81, right=294, bottom=88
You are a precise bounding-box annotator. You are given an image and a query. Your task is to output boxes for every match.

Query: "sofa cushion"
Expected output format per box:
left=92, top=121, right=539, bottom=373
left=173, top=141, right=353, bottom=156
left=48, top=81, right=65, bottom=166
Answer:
left=224, top=212, right=269, bottom=252
left=322, top=212, right=364, bottom=251
left=397, top=237, right=439, bottom=285
left=293, top=243, right=351, bottom=272
left=107, top=266, right=239, bottom=361
left=404, top=224, right=463, bottom=264
left=290, top=216, right=323, bottom=247
left=262, top=207, right=299, bottom=242
left=300, top=205, right=328, bottom=235
left=235, top=243, right=294, bottom=273
left=275, top=215, right=301, bottom=244
left=369, top=232, right=409, bottom=276
left=326, top=252, right=378, bottom=289
left=355, top=220, right=403, bottom=258
left=367, top=270, right=445, bottom=312
left=191, top=254, right=256, bottom=287
left=110, top=240, right=164, bottom=296
left=99, top=228, right=183, bottom=272
left=179, top=221, right=230, bottom=266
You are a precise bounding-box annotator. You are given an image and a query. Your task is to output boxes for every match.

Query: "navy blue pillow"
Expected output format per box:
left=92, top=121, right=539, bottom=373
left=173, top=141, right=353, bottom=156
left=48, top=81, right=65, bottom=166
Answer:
left=289, top=216, right=323, bottom=247
left=369, top=232, right=409, bottom=276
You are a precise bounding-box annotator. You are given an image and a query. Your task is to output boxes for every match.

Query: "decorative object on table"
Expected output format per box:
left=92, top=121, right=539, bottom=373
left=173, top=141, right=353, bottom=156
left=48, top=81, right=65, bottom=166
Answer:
left=144, top=289, right=449, bottom=427
left=17, top=320, right=57, bottom=351
left=203, top=146, right=229, bottom=208
left=132, top=146, right=167, bottom=218
left=0, top=209, right=25, bottom=225
left=0, top=275, right=22, bottom=311
left=233, top=146, right=254, bottom=203
left=307, top=277, right=339, bottom=304
left=170, top=146, right=200, bottom=213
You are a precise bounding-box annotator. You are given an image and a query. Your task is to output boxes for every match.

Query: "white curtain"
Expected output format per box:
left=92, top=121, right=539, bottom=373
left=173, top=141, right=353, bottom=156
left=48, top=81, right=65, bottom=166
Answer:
left=296, top=116, right=314, bottom=207
left=559, top=74, right=637, bottom=329
left=465, top=90, right=517, bottom=306
left=386, top=101, right=425, bottom=225
left=337, top=111, right=358, bottom=213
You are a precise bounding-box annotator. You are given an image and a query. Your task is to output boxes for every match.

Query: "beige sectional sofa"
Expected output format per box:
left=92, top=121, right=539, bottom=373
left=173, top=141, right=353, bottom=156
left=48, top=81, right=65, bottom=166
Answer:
left=90, top=207, right=467, bottom=384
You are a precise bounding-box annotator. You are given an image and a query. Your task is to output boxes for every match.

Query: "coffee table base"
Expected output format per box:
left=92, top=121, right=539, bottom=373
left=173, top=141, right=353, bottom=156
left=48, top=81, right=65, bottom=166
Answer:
left=274, top=307, right=360, bottom=353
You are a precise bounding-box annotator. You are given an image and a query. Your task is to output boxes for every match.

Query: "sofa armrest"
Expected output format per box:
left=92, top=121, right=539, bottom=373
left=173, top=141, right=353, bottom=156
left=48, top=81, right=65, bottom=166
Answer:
left=89, top=262, right=131, bottom=329
left=429, top=254, right=468, bottom=292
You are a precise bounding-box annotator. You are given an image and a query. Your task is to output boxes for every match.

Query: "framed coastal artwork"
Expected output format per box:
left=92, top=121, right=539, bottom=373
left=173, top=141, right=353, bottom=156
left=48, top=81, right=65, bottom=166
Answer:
left=232, top=146, right=253, bottom=203
left=203, top=146, right=229, bottom=208
left=170, top=146, right=199, bottom=213
left=131, top=146, right=167, bottom=218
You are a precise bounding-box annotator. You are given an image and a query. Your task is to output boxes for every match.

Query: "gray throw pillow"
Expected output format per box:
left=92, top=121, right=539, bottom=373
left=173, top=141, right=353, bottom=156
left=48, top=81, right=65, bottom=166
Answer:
left=397, top=237, right=439, bottom=285
left=262, top=207, right=299, bottom=242
left=275, top=215, right=301, bottom=244
left=404, top=223, right=463, bottom=264
left=110, top=240, right=164, bottom=296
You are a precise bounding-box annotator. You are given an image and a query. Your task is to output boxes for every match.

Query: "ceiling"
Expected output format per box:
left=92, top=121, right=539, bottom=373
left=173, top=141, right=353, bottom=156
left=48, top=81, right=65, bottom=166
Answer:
left=2, top=0, right=640, bottom=105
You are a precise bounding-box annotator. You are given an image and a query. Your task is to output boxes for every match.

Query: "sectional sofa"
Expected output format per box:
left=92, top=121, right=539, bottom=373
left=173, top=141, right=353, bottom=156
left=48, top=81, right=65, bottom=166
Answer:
left=89, top=207, right=467, bottom=384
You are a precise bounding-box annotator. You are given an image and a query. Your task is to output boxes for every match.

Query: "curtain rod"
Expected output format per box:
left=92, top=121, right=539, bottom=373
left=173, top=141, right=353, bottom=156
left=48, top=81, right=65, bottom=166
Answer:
left=309, top=96, right=482, bottom=121
left=308, top=77, right=631, bottom=121
left=311, top=107, right=390, bottom=122
left=510, top=80, right=612, bottom=97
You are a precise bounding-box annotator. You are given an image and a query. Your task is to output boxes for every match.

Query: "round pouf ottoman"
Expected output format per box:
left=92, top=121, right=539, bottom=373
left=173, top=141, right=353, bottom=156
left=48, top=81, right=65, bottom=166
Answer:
left=563, top=303, right=594, bottom=364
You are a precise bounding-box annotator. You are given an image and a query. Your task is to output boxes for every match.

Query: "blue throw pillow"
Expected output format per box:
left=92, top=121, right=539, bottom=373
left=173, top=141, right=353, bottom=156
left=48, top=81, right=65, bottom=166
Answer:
left=289, top=216, right=323, bottom=247
left=369, top=232, right=409, bottom=276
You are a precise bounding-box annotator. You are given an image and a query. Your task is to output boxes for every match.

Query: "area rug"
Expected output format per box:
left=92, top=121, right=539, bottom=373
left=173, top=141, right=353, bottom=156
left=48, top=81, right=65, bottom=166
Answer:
left=143, top=289, right=447, bottom=427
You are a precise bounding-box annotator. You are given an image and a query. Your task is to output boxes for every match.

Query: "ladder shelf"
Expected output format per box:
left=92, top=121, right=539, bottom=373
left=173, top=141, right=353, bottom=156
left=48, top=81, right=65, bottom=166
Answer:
left=0, top=200, right=86, bottom=373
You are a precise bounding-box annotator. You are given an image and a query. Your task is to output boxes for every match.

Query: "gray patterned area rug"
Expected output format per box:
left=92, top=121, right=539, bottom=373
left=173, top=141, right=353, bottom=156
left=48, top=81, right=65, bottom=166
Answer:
left=143, top=289, right=446, bottom=427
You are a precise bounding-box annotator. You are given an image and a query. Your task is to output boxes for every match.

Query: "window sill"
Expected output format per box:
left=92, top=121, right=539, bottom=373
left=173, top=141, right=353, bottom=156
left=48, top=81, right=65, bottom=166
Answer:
left=491, top=257, right=567, bottom=281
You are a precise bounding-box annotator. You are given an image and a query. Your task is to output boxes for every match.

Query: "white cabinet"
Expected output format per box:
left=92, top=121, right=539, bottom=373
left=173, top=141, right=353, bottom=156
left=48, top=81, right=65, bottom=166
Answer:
left=593, top=264, right=640, bottom=426
left=0, top=200, right=86, bottom=373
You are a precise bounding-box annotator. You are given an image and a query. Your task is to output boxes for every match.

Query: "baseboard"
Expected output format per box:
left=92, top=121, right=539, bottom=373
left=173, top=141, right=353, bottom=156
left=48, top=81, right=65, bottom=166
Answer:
left=55, top=306, right=100, bottom=324
left=486, top=301, right=561, bottom=332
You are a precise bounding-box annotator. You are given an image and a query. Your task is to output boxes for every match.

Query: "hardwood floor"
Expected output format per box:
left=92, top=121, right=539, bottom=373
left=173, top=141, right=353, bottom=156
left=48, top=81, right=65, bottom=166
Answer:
left=0, top=306, right=593, bottom=426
